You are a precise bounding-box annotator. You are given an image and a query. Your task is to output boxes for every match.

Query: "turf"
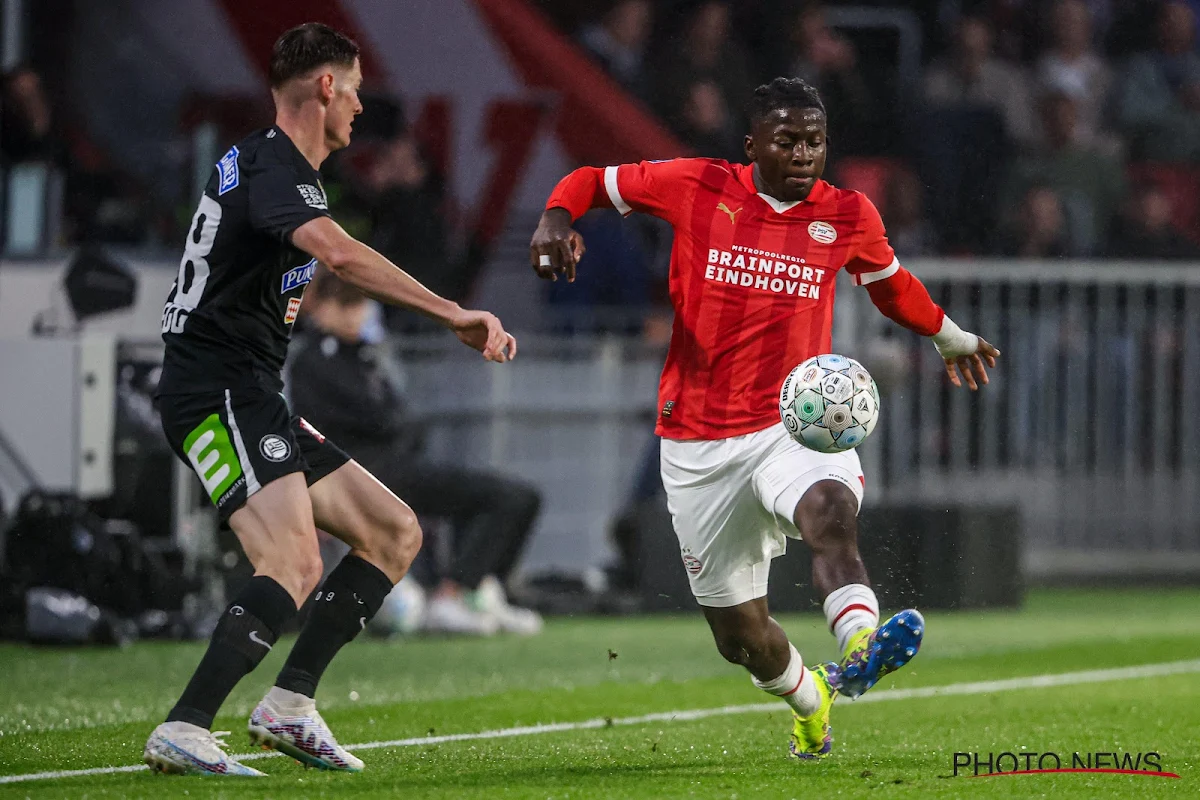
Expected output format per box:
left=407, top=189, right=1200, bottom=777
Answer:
left=1, top=588, right=1199, bottom=798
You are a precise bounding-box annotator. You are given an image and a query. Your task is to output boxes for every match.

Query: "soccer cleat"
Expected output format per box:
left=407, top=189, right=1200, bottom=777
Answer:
left=788, top=662, right=839, bottom=761
left=836, top=609, right=924, bottom=699
left=143, top=721, right=266, bottom=776
left=471, top=576, right=544, bottom=636
left=248, top=690, right=364, bottom=771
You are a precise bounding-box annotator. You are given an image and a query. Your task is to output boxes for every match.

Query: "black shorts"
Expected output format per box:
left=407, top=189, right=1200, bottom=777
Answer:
left=159, top=388, right=351, bottom=522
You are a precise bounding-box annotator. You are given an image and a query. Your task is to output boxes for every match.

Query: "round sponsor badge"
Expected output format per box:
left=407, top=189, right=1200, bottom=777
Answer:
left=808, top=221, right=837, bottom=244
left=259, top=434, right=292, bottom=462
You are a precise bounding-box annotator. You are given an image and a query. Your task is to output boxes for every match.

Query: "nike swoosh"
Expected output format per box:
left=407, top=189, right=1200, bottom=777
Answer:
left=248, top=630, right=272, bottom=650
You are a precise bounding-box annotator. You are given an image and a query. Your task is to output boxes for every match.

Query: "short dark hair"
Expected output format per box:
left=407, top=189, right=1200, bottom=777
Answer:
left=269, top=23, right=360, bottom=88
left=747, top=77, right=825, bottom=125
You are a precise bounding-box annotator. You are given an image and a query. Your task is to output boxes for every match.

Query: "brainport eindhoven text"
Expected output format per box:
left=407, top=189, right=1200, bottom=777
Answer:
left=706, top=246, right=825, bottom=298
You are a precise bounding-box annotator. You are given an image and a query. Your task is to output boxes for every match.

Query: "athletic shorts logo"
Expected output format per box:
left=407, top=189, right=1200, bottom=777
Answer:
left=297, top=183, right=328, bottom=209
left=662, top=400, right=675, bottom=418
left=259, top=434, right=291, bottom=462
left=183, top=414, right=243, bottom=504
left=808, top=221, right=837, bottom=244
left=284, top=296, right=303, bottom=324
left=281, top=258, right=317, bottom=293
left=682, top=554, right=703, bottom=575
left=230, top=605, right=245, bottom=616
left=217, top=146, right=240, bottom=195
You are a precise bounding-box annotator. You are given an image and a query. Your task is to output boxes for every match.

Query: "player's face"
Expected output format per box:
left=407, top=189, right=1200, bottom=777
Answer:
left=325, top=59, right=364, bottom=151
left=745, top=107, right=827, bottom=203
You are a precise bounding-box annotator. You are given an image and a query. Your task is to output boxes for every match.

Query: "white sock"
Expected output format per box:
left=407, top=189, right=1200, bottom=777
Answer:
left=752, top=643, right=821, bottom=717
left=823, top=584, right=880, bottom=654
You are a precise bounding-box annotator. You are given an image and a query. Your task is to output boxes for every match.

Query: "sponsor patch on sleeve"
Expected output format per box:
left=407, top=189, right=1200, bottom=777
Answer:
left=297, top=183, right=328, bottom=210
left=217, top=146, right=240, bottom=195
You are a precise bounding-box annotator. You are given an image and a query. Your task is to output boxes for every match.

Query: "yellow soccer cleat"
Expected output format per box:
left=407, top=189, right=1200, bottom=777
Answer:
left=788, top=662, right=839, bottom=760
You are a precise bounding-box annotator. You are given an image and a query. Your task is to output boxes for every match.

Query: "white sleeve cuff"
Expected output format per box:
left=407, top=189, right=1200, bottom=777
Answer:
left=604, top=166, right=632, bottom=216
left=854, top=257, right=900, bottom=286
left=931, top=315, right=979, bottom=359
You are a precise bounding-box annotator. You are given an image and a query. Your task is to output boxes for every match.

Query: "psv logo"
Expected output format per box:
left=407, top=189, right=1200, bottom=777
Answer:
left=808, top=221, right=837, bottom=244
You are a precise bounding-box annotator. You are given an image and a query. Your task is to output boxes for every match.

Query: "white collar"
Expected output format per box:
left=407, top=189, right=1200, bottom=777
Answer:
left=757, top=193, right=801, bottom=214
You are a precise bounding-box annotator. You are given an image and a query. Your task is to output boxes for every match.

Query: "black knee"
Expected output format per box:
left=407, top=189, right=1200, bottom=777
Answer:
left=795, top=481, right=858, bottom=550
left=713, top=623, right=773, bottom=667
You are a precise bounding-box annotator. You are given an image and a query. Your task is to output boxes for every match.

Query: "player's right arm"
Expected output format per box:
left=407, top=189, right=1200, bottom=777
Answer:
left=530, top=159, right=702, bottom=282
left=291, top=218, right=516, bottom=363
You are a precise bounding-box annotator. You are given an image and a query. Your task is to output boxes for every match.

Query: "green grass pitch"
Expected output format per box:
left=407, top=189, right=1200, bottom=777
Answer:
left=2, top=588, right=1199, bottom=798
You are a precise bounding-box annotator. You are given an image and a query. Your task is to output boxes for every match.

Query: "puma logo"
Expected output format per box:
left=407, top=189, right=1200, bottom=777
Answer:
left=717, top=202, right=742, bottom=224
left=248, top=630, right=272, bottom=650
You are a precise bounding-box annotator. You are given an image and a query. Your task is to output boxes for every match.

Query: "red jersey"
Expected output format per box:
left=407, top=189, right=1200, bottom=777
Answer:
left=549, top=158, right=903, bottom=441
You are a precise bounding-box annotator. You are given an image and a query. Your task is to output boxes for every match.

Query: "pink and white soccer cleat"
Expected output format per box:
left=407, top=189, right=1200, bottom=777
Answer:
left=143, top=721, right=266, bottom=776
left=248, top=688, right=364, bottom=771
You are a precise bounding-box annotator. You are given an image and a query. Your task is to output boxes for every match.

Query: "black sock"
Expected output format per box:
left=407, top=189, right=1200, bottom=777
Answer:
left=276, top=555, right=393, bottom=698
left=166, top=576, right=297, bottom=729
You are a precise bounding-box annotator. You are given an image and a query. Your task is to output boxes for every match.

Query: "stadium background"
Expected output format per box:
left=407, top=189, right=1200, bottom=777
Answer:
left=2, top=1, right=1200, bottom=795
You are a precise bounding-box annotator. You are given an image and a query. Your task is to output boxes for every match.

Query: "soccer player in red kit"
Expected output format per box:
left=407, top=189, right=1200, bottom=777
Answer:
left=530, top=78, right=999, bottom=759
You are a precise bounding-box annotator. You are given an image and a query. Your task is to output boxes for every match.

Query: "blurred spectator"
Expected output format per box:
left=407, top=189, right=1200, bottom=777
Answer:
left=787, top=3, right=876, bottom=156
left=882, top=168, right=938, bottom=257
left=994, top=185, right=1071, bottom=257
left=547, top=208, right=654, bottom=334
left=923, top=15, right=1036, bottom=146
left=360, top=135, right=460, bottom=315
left=1036, top=0, right=1115, bottom=152
left=1, top=65, right=60, bottom=165
left=288, top=270, right=544, bottom=636
left=676, top=80, right=744, bottom=163
left=1000, top=89, right=1125, bottom=255
left=579, top=0, right=654, bottom=102
left=653, top=1, right=753, bottom=138
left=1115, top=1, right=1200, bottom=161
left=1106, top=183, right=1200, bottom=258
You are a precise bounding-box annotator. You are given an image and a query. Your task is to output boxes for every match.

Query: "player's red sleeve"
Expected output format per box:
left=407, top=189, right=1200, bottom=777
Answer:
left=546, top=159, right=707, bottom=224
left=864, top=267, right=945, bottom=337
left=544, top=167, right=613, bottom=221
left=844, top=194, right=899, bottom=286
left=843, top=193, right=944, bottom=336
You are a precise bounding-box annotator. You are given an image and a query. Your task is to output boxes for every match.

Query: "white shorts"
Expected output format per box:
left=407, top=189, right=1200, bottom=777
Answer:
left=660, top=421, right=864, bottom=608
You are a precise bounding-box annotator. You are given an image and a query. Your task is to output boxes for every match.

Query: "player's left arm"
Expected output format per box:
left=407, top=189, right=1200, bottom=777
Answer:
left=846, top=197, right=1000, bottom=391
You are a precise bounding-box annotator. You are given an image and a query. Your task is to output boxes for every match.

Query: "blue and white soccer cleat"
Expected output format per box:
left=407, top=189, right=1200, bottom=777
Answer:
left=143, top=721, right=266, bottom=776
left=836, top=609, right=924, bottom=699
left=248, top=689, right=364, bottom=771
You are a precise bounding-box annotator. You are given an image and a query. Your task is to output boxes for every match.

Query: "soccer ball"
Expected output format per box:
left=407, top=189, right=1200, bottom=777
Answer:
left=779, top=354, right=880, bottom=453
left=369, top=576, right=426, bottom=637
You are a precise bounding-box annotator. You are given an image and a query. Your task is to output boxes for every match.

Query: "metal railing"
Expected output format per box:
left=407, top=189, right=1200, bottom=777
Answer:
left=400, top=261, right=1200, bottom=579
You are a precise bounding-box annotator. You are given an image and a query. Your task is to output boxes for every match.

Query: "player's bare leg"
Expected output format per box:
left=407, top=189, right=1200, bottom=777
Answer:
left=702, top=599, right=838, bottom=759
left=249, top=460, right=421, bottom=771
left=795, top=480, right=924, bottom=698
left=145, top=473, right=319, bottom=776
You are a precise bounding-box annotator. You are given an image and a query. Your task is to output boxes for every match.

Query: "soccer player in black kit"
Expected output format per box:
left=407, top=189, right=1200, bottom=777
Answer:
left=143, top=24, right=517, bottom=776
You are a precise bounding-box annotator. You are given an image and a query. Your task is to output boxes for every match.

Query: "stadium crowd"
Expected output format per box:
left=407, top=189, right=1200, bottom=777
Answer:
left=7, top=1, right=1200, bottom=268
left=562, top=0, right=1200, bottom=262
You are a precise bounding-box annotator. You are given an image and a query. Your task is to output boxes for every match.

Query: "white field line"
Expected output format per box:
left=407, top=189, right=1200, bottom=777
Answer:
left=3, top=658, right=1199, bottom=785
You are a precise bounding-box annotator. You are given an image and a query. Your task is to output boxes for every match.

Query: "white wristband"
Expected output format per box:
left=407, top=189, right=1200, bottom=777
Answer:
left=931, top=316, right=979, bottom=359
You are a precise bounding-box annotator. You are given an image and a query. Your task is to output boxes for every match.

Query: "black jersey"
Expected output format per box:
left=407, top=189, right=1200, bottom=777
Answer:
left=157, top=127, right=331, bottom=396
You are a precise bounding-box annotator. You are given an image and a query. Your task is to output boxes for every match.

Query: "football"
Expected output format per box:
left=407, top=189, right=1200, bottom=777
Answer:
left=779, top=354, right=880, bottom=453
